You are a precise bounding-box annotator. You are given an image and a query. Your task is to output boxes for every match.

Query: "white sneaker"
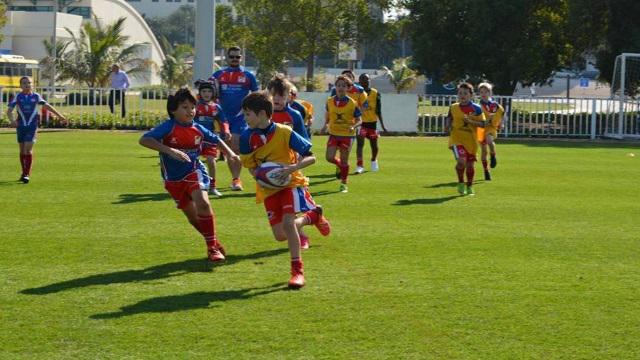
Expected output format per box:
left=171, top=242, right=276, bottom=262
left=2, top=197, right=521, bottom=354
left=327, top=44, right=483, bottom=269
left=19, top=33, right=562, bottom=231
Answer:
left=209, top=188, right=223, bottom=197
left=355, top=166, right=365, bottom=174
left=370, top=160, right=379, bottom=172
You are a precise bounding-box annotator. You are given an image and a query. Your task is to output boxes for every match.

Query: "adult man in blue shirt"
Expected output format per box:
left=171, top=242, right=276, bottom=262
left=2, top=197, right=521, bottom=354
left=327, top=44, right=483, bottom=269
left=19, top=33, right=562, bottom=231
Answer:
left=109, top=64, right=130, bottom=118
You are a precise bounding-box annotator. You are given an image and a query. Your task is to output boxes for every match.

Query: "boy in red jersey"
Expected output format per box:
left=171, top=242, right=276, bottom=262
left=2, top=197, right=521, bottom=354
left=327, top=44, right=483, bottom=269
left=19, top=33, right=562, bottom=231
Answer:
left=239, top=92, right=331, bottom=289
left=266, top=75, right=309, bottom=139
left=323, top=75, right=362, bottom=193
left=444, top=83, right=486, bottom=196
left=194, top=79, right=237, bottom=197
left=476, top=82, right=505, bottom=180
left=139, top=88, right=238, bottom=262
left=289, top=85, right=314, bottom=138
left=7, top=76, right=66, bottom=183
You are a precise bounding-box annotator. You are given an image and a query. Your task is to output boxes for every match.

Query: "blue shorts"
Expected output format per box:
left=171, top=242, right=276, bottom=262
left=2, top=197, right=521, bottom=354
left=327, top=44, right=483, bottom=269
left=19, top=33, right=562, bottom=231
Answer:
left=228, top=114, right=248, bottom=135
left=17, top=126, right=38, bottom=143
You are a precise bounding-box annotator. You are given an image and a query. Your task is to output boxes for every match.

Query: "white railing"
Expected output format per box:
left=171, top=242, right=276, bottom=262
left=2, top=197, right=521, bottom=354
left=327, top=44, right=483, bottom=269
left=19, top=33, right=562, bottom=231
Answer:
left=0, top=86, right=170, bottom=129
left=418, top=95, right=640, bottom=139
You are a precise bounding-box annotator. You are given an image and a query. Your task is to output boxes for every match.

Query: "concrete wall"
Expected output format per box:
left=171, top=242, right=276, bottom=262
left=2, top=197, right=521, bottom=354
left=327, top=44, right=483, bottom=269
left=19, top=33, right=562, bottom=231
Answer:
left=125, top=0, right=233, bottom=18
left=299, top=92, right=419, bottom=132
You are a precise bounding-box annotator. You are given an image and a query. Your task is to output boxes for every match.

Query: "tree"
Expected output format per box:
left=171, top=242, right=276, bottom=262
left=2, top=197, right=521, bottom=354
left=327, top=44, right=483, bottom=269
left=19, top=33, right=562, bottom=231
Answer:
left=405, top=0, right=578, bottom=95
left=159, top=36, right=194, bottom=89
left=0, top=2, right=6, bottom=44
left=233, top=0, right=385, bottom=91
left=381, top=57, right=420, bottom=93
left=61, top=16, right=152, bottom=87
left=40, top=39, right=73, bottom=84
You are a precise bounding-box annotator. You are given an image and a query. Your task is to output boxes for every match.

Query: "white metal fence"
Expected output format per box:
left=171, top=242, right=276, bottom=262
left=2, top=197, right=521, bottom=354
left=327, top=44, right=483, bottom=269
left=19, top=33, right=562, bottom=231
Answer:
left=419, top=95, right=640, bottom=139
left=2, top=87, right=640, bottom=139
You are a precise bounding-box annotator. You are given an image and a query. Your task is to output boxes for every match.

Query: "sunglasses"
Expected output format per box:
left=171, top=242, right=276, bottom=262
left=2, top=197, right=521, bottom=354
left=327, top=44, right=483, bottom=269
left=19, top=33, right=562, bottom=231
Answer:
left=228, top=55, right=242, bottom=59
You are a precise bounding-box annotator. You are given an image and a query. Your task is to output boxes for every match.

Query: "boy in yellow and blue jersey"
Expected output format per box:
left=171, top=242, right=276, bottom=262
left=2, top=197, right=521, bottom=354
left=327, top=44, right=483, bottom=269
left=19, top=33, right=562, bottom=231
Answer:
left=239, top=92, right=331, bottom=289
left=355, top=73, right=388, bottom=174
left=445, top=82, right=486, bottom=195
left=477, top=82, right=505, bottom=180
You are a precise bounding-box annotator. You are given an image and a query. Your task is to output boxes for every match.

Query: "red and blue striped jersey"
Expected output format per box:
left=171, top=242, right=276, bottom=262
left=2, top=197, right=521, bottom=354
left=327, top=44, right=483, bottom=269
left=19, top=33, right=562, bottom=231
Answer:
left=8, top=92, right=47, bottom=127
left=272, top=105, right=309, bottom=140
left=143, top=119, right=220, bottom=181
left=209, top=66, right=258, bottom=122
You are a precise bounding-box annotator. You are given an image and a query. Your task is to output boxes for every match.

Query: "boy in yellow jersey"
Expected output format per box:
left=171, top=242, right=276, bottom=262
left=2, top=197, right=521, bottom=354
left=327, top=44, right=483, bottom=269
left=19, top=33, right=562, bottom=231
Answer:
left=289, top=85, right=314, bottom=138
left=330, top=70, right=368, bottom=111
left=239, top=92, right=331, bottom=289
left=322, top=75, right=363, bottom=193
left=355, top=73, right=388, bottom=174
left=476, top=82, right=505, bottom=181
left=445, top=82, right=486, bottom=195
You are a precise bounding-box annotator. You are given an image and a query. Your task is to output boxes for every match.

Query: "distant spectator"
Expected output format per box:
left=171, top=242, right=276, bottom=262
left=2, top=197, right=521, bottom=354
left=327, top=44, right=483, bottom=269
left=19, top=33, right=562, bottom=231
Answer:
left=109, top=64, right=130, bottom=117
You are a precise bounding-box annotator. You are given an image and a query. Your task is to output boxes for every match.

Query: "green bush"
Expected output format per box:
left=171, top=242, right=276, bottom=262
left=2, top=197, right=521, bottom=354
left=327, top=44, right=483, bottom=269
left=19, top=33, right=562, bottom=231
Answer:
left=66, top=91, right=109, bottom=105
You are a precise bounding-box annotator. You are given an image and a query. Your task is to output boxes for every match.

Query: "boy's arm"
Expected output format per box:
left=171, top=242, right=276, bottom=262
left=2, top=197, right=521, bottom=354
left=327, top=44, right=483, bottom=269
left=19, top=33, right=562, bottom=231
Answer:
left=7, top=106, right=16, bottom=127
left=444, top=109, right=452, bottom=133
left=376, top=93, right=387, bottom=132
left=43, top=103, right=66, bottom=121
left=351, top=107, right=363, bottom=131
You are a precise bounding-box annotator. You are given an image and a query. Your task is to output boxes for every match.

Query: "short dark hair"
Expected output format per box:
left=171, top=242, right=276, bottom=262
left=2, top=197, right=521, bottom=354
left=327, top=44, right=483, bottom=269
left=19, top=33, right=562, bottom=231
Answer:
left=457, top=82, right=474, bottom=94
left=266, top=73, right=291, bottom=97
left=227, top=46, right=241, bottom=54
left=341, top=69, right=355, bottom=80
left=242, top=92, right=273, bottom=118
left=195, top=78, right=220, bottom=99
left=335, top=75, right=353, bottom=87
left=358, top=73, right=370, bottom=82
left=167, top=87, right=197, bottom=117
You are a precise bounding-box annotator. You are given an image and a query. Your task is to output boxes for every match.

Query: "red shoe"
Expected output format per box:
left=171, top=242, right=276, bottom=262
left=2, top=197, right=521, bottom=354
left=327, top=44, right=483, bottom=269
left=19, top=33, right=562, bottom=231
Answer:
left=300, top=234, right=310, bottom=250
left=207, top=243, right=226, bottom=263
left=313, top=206, right=331, bottom=236
left=288, top=261, right=305, bottom=289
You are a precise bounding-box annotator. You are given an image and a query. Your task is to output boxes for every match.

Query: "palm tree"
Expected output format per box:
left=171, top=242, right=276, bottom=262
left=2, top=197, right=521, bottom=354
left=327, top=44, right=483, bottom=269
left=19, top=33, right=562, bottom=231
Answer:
left=381, top=57, right=420, bottom=94
left=63, top=16, right=154, bottom=88
left=159, top=36, right=193, bottom=89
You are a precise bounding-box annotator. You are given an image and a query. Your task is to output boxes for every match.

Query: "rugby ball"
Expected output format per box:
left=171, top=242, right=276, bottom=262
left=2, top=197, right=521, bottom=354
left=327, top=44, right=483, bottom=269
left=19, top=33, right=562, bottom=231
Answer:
left=255, top=162, right=291, bottom=189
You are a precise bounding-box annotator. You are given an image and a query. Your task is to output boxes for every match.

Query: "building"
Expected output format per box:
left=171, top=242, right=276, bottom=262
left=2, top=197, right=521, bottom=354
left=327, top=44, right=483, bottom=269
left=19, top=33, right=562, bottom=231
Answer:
left=0, top=0, right=166, bottom=85
left=124, top=0, right=232, bottom=18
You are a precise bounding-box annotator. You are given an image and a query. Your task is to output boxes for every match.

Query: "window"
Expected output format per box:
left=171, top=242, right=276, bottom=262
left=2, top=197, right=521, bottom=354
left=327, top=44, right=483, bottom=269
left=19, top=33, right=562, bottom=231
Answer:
left=9, top=6, right=54, bottom=12
left=67, top=7, right=91, bottom=19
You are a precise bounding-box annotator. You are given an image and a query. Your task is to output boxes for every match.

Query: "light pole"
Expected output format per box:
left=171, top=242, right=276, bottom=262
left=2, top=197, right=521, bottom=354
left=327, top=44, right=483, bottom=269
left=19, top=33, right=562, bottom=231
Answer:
left=193, top=0, right=216, bottom=83
left=50, top=0, right=59, bottom=98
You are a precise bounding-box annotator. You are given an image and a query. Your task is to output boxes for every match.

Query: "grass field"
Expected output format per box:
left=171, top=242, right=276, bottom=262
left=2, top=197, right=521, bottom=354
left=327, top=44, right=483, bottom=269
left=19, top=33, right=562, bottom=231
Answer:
left=418, top=100, right=574, bottom=115
left=1, top=131, right=639, bottom=359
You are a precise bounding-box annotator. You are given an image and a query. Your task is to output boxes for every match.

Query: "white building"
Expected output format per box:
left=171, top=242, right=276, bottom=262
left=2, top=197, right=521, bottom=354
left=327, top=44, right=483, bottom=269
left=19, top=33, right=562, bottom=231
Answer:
left=124, top=0, right=233, bottom=18
left=1, top=0, right=166, bottom=85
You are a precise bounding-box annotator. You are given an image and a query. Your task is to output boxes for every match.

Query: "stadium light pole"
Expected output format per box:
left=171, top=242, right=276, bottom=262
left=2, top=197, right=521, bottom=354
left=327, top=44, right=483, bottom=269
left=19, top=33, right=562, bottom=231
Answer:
left=49, top=0, right=59, bottom=99
left=193, top=0, right=215, bottom=84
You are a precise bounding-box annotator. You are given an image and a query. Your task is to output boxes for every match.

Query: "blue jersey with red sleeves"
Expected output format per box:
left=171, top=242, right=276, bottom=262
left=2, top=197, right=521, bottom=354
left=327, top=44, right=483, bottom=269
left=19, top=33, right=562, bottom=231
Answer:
left=9, top=92, right=47, bottom=127
left=209, top=66, right=258, bottom=122
left=272, top=105, right=309, bottom=140
left=143, top=119, right=220, bottom=181
left=195, top=100, right=228, bottom=134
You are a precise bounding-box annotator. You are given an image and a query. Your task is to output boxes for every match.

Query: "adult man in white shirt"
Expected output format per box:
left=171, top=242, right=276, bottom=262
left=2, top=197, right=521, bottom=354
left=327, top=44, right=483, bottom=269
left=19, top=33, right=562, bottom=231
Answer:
left=109, top=64, right=130, bottom=117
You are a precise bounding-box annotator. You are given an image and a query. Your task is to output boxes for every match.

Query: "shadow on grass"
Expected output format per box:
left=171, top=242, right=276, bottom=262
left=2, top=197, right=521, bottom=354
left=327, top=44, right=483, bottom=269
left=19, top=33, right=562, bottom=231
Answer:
left=309, top=173, right=340, bottom=179
left=113, top=193, right=171, bottom=204
left=0, top=180, right=21, bottom=186
left=211, top=191, right=256, bottom=200
left=311, top=189, right=342, bottom=197
left=308, top=177, right=338, bottom=186
left=20, top=248, right=288, bottom=295
left=424, top=181, right=482, bottom=189
left=393, top=195, right=459, bottom=205
left=91, top=283, right=287, bottom=319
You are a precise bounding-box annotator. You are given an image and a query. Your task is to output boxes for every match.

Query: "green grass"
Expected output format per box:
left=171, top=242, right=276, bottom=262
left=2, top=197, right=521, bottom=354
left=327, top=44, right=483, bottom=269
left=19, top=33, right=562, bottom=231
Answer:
left=1, top=131, right=639, bottom=359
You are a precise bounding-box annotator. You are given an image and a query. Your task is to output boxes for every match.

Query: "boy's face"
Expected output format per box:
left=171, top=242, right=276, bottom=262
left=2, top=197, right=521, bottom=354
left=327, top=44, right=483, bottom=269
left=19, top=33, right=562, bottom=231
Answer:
left=271, top=93, right=287, bottom=111
left=479, top=87, right=491, bottom=100
left=243, top=108, right=267, bottom=129
left=359, top=75, right=370, bottom=88
left=200, top=88, right=213, bottom=101
left=335, top=80, right=349, bottom=96
left=457, top=87, right=472, bottom=103
left=172, top=100, right=196, bottom=123
left=20, top=78, right=32, bottom=92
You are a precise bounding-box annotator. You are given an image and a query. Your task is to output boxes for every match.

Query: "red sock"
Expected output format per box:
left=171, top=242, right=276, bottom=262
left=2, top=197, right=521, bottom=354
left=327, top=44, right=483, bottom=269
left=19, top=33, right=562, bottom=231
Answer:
left=456, top=165, right=464, bottom=183
left=197, top=214, right=217, bottom=245
left=24, top=154, right=33, bottom=176
left=211, top=178, right=216, bottom=188
left=357, top=158, right=363, bottom=167
left=482, top=160, right=488, bottom=171
left=340, top=165, right=349, bottom=182
left=466, top=165, right=475, bottom=186
left=304, top=210, right=319, bottom=225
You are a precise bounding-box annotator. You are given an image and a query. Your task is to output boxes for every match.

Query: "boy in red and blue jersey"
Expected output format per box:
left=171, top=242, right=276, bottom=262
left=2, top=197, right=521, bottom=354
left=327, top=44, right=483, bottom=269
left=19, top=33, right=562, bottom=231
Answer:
left=7, top=76, right=66, bottom=183
left=209, top=46, right=259, bottom=191
left=194, top=79, right=233, bottom=197
left=239, top=92, right=331, bottom=289
left=267, top=74, right=309, bottom=140
left=139, top=88, right=238, bottom=262
left=330, top=69, right=368, bottom=111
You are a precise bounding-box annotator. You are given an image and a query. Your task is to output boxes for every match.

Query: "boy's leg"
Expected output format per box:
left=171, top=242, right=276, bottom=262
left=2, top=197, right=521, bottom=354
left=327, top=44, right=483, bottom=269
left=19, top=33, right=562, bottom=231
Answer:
left=465, top=156, right=476, bottom=195
left=190, top=189, right=225, bottom=260
left=338, top=142, right=352, bottom=182
left=21, top=141, right=35, bottom=180
left=355, top=135, right=365, bottom=173
left=325, top=144, right=341, bottom=179
left=480, top=144, right=491, bottom=180
left=227, top=135, right=243, bottom=190
left=456, top=158, right=466, bottom=195
left=487, top=134, right=497, bottom=168
left=370, top=136, right=379, bottom=171
left=282, top=213, right=304, bottom=288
